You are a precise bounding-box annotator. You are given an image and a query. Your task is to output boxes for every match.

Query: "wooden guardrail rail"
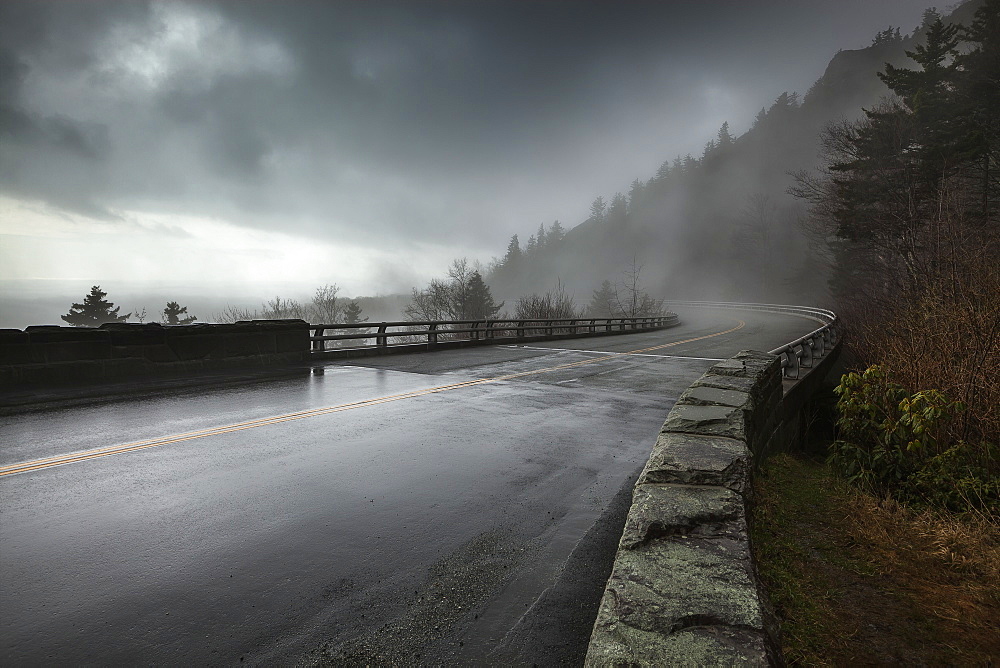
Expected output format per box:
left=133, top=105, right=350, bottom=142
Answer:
left=309, top=314, right=680, bottom=353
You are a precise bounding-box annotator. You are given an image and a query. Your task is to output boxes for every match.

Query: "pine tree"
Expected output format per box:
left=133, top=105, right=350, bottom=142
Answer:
left=343, top=300, right=368, bottom=324
left=654, top=160, right=671, bottom=182
left=954, top=0, right=1000, bottom=219
left=536, top=223, right=547, bottom=251
left=627, top=179, right=645, bottom=213
left=61, top=286, right=130, bottom=327
left=548, top=220, right=566, bottom=244
left=162, top=301, right=196, bottom=325
left=608, top=192, right=628, bottom=226
left=717, top=121, right=734, bottom=148
left=503, top=234, right=522, bottom=266
left=877, top=14, right=962, bottom=197
left=589, top=196, right=607, bottom=222
left=586, top=280, right=617, bottom=318
left=465, top=271, right=503, bottom=319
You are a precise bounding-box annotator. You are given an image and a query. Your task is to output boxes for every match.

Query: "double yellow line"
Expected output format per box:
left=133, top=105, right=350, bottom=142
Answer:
left=0, top=321, right=744, bottom=478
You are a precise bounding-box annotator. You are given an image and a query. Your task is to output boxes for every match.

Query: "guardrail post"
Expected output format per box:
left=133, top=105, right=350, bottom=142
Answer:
left=590, top=319, right=596, bottom=334
left=428, top=323, right=438, bottom=347
left=786, top=347, right=800, bottom=379
left=485, top=320, right=494, bottom=340
left=471, top=321, right=480, bottom=341
left=313, top=327, right=324, bottom=352
left=377, top=323, right=388, bottom=348
left=802, top=339, right=814, bottom=368
left=517, top=320, right=525, bottom=339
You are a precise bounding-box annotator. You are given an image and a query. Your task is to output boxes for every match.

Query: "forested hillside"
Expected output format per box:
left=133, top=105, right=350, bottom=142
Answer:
left=486, top=1, right=983, bottom=307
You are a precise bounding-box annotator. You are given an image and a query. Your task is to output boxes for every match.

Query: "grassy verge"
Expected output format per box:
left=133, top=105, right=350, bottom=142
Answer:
left=750, top=453, right=1000, bottom=665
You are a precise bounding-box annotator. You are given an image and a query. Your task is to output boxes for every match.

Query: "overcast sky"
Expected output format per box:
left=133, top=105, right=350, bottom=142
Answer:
left=0, top=0, right=936, bottom=296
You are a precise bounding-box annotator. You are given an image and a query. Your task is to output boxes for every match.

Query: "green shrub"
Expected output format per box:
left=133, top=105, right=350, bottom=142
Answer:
left=830, top=365, right=998, bottom=514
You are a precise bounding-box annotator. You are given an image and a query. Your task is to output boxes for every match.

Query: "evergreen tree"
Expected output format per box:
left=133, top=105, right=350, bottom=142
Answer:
left=61, top=286, right=130, bottom=327
left=343, top=300, right=368, bottom=324
left=628, top=179, right=645, bottom=212
left=548, top=220, right=566, bottom=244
left=465, top=271, right=503, bottom=319
left=702, top=139, right=717, bottom=160
left=879, top=12, right=960, bottom=170
left=608, top=192, right=628, bottom=226
left=536, top=223, right=547, bottom=251
left=717, top=121, right=734, bottom=148
left=588, top=195, right=607, bottom=222
left=654, top=160, right=671, bottom=182
left=525, top=234, right=537, bottom=255
left=954, top=0, right=1000, bottom=218
left=503, top=234, right=522, bottom=266
left=586, top=280, right=617, bottom=318
left=162, top=301, right=196, bottom=325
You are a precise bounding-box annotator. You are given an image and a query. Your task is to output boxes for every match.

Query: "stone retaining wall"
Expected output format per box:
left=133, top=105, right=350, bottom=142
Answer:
left=585, top=349, right=806, bottom=666
left=0, top=320, right=310, bottom=387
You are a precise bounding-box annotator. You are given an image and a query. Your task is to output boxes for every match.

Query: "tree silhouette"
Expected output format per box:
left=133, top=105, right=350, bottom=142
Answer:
left=343, top=300, right=368, bottom=324
left=162, top=301, right=196, bottom=325
left=586, top=280, right=617, bottom=318
left=61, top=286, right=130, bottom=327
left=465, top=271, right=503, bottom=319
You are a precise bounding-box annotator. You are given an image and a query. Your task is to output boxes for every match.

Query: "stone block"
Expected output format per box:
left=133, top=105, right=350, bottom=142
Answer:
left=662, top=404, right=747, bottom=442
left=100, top=357, right=150, bottom=379
left=99, top=322, right=168, bottom=346
left=0, top=329, right=30, bottom=365
left=586, top=622, right=778, bottom=667
left=111, top=344, right=179, bottom=363
left=639, top=433, right=751, bottom=494
left=27, top=327, right=112, bottom=362
left=165, top=329, right=224, bottom=360
left=274, top=327, right=310, bottom=353
left=222, top=331, right=277, bottom=357
left=620, top=483, right=745, bottom=550
left=692, top=373, right=759, bottom=393
left=588, top=532, right=776, bottom=666
left=709, top=358, right=748, bottom=377
left=678, top=384, right=752, bottom=409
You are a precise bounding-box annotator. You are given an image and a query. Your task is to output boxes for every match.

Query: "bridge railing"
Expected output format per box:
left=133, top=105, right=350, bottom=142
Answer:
left=666, top=300, right=839, bottom=379
left=309, top=314, right=679, bottom=353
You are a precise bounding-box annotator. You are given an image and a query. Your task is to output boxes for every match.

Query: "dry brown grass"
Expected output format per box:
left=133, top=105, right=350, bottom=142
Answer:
left=841, top=492, right=1000, bottom=646
left=753, top=454, right=1000, bottom=665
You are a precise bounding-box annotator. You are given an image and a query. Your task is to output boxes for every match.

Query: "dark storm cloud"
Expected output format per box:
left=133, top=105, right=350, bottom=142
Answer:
left=0, top=0, right=933, bottom=250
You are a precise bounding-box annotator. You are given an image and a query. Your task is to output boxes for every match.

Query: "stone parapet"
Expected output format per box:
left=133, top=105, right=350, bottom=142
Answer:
left=586, top=350, right=785, bottom=666
left=0, top=320, right=310, bottom=388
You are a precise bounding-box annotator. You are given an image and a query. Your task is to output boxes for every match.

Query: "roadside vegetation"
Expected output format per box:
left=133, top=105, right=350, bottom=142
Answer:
left=754, top=4, right=1000, bottom=662
left=751, top=453, right=999, bottom=664
left=792, top=1, right=999, bottom=513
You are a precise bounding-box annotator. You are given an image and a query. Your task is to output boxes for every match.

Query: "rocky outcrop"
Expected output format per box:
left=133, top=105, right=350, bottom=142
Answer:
left=586, top=350, right=785, bottom=666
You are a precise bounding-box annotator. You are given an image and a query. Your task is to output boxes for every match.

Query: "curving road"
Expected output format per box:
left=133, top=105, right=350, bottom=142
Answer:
left=0, top=307, right=817, bottom=665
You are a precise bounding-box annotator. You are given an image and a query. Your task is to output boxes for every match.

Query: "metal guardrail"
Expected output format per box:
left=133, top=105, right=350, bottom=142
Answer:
left=309, top=315, right=679, bottom=353
left=666, top=300, right=839, bottom=379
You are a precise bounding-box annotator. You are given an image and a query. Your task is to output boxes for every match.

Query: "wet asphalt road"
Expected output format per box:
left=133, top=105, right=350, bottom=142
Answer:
left=0, top=307, right=819, bottom=665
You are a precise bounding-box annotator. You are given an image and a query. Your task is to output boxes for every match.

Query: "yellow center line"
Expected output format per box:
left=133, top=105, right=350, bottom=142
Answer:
left=1, top=320, right=744, bottom=477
